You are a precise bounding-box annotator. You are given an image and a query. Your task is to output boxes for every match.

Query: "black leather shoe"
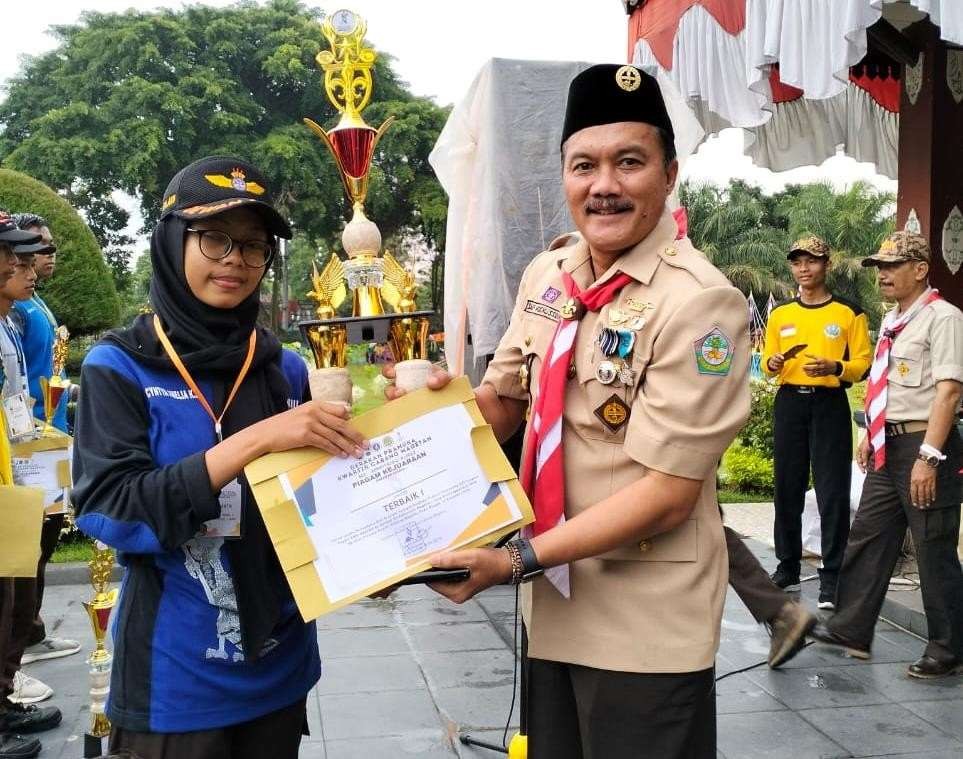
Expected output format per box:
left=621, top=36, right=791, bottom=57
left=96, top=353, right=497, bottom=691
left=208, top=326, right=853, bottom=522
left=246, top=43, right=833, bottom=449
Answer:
left=0, top=702, right=62, bottom=734
left=0, top=733, right=41, bottom=759
left=907, top=655, right=962, bottom=680
left=809, top=623, right=871, bottom=659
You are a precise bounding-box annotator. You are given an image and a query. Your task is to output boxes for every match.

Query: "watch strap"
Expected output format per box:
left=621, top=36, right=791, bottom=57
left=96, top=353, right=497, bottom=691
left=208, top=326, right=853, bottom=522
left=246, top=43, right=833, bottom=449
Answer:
left=510, top=538, right=544, bottom=581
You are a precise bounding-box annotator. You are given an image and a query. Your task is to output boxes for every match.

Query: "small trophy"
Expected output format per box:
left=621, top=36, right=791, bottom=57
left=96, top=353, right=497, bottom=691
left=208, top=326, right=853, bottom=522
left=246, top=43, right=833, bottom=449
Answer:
left=82, top=541, right=118, bottom=758
left=300, top=8, right=434, bottom=401
left=38, top=325, right=70, bottom=433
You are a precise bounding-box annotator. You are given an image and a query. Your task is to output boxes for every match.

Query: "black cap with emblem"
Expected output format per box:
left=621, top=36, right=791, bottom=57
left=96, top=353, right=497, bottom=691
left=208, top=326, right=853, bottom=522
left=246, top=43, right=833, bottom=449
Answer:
left=159, top=156, right=292, bottom=239
left=560, top=64, right=674, bottom=148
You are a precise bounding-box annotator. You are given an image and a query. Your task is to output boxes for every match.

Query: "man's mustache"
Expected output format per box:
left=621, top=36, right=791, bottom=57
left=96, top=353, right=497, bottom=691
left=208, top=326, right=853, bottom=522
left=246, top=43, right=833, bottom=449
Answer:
left=585, top=198, right=634, bottom=214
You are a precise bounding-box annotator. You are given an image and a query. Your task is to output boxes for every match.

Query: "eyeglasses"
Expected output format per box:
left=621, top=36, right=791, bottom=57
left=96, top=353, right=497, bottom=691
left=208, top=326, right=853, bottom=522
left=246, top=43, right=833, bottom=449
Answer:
left=186, top=228, right=275, bottom=268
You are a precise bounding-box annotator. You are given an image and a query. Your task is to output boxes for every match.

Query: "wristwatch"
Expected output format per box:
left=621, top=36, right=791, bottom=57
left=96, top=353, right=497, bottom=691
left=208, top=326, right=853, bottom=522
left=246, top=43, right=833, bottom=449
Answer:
left=917, top=451, right=942, bottom=468
left=507, top=538, right=544, bottom=583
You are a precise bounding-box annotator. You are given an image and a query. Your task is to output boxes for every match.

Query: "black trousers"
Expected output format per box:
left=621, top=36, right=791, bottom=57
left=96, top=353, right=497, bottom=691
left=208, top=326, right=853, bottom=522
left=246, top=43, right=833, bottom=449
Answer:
left=109, top=696, right=308, bottom=759
left=28, top=513, right=64, bottom=646
left=527, top=657, right=716, bottom=759
left=773, top=385, right=852, bottom=585
left=829, top=430, right=963, bottom=662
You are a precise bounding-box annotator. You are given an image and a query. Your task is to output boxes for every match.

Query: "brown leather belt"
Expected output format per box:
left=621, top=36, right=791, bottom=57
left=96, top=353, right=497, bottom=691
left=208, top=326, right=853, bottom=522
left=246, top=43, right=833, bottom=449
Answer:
left=885, top=420, right=928, bottom=436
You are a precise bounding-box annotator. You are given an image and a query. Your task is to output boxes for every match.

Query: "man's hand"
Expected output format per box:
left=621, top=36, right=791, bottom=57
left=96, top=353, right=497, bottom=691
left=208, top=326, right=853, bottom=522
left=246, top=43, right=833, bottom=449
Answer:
left=802, top=354, right=838, bottom=377
left=425, top=547, right=514, bottom=604
left=767, top=353, right=785, bottom=372
left=856, top=435, right=872, bottom=473
left=381, top=362, right=453, bottom=401
left=909, top=459, right=937, bottom=509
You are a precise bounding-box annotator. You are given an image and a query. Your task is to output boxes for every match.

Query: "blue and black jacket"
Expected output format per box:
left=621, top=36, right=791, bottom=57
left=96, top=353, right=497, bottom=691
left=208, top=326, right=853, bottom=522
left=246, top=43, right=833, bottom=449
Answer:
left=72, top=343, right=320, bottom=733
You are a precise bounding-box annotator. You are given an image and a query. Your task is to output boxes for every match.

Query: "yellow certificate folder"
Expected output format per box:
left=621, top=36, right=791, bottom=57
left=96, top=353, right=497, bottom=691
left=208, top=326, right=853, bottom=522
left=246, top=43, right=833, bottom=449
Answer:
left=11, top=427, right=73, bottom=515
left=245, top=376, right=534, bottom=620
left=0, top=485, right=44, bottom=577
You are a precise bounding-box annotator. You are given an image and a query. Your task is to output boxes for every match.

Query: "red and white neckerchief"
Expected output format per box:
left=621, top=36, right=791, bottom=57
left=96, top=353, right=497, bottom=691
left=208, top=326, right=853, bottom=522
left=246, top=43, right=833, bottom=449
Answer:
left=864, top=287, right=941, bottom=471
left=519, top=267, right=634, bottom=596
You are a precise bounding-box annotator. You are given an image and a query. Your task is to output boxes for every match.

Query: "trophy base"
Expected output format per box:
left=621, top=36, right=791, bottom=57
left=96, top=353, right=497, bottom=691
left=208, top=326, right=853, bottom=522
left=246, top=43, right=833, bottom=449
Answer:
left=300, top=311, right=433, bottom=346
left=309, top=367, right=353, bottom=406
left=84, top=733, right=106, bottom=758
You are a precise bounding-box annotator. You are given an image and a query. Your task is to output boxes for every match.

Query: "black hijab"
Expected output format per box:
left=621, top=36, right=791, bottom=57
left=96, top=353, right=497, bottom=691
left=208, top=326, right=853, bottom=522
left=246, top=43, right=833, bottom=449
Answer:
left=106, top=213, right=292, bottom=661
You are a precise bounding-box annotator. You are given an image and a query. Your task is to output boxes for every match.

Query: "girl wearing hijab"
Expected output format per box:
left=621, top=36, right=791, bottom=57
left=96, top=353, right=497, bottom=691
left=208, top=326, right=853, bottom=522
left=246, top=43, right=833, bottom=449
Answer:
left=72, top=156, right=366, bottom=759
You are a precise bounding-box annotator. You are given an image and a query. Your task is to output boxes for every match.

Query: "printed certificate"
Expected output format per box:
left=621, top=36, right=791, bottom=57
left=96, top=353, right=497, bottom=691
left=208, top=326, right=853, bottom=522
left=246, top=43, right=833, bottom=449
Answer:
left=245, top=377, right=533, bottom=619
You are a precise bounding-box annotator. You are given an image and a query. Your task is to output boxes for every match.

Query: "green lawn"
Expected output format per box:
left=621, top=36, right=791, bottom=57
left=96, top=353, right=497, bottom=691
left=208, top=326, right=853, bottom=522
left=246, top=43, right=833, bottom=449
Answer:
left=51, top=539, right=95, bottom=564
left=718, top=488, right=772, bottom=504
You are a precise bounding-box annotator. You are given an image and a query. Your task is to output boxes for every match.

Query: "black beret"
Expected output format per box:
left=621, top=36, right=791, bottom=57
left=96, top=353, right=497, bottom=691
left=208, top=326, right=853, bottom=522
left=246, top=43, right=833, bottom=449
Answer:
left=561, top=64, right=674, bottom=148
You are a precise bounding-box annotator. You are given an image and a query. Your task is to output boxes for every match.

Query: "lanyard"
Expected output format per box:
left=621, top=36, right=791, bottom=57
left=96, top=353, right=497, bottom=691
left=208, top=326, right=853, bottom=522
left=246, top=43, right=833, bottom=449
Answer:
left=152, top=315, right=256, bottom=442
left=0, top=318, right=27, bottom=394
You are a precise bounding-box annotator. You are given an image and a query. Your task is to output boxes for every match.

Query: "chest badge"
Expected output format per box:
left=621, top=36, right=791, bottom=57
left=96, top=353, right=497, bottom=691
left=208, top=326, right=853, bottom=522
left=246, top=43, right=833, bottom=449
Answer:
left=824, top=323, right=842, bottom=338
left=896, top=360, right=910, bottom=378
left=541, top=286, right=561, bottom=304
left=694, top=327, right=734, bottom=377
left=625, top=298, right=653, bottom=315
left=594, top=394, right=631, bottom=433
left=560, top=298, right=583, bottom=320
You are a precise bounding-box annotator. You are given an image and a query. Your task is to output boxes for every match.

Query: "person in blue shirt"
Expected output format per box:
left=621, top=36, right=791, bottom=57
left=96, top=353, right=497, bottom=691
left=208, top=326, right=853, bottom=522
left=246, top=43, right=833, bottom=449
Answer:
left=72, top=157, right=367, bottom=759
left=10, top=214, right=67, bottom=433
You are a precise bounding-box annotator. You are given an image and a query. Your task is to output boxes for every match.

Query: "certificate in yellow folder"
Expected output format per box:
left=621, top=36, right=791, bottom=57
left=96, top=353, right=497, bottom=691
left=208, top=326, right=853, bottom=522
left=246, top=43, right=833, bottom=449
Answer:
left=245, top=377, right=533, bottom=620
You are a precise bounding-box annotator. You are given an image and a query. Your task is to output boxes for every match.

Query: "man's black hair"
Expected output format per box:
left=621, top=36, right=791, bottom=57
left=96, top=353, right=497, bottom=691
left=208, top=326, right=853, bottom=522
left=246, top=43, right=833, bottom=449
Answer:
left=560, top=126, right=677, bottom=171
left=13, top=212, right=48, bottom=230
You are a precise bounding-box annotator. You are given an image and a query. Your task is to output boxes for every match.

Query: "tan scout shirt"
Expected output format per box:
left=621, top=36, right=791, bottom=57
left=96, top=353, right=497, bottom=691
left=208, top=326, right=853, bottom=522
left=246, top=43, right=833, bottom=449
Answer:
left=885, top=297, right=963, bottom=423
left=483, top=210, right=750, bottom=674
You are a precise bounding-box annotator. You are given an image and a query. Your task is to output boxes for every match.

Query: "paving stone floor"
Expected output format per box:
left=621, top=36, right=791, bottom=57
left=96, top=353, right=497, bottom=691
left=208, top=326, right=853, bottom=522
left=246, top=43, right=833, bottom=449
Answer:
left=21, top=540, right=963, bottom=758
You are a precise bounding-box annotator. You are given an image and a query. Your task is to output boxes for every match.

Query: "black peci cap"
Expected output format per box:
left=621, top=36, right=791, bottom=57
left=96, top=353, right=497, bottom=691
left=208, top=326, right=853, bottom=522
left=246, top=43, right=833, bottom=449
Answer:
left=160, top=156, right=293, bottom=239
left=561, top=64, right=674, bottom=148
left=0, top=210, right=42, bottom=245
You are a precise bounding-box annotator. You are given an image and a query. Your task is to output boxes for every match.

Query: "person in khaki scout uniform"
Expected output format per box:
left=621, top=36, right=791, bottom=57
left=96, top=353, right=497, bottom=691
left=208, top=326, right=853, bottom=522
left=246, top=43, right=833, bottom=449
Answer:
left=388, top=65, right=749, bottom=758
left=812, top=231, right=963, bottom=679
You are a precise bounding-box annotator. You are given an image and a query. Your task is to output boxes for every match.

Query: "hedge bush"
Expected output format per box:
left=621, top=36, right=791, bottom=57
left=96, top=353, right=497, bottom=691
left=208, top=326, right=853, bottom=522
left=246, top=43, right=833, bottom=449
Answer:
left=722, top=444, right=775, bottom=494
left=0, top=168, right=120, bottom=334
left=738, top=379, right=777, bottom=458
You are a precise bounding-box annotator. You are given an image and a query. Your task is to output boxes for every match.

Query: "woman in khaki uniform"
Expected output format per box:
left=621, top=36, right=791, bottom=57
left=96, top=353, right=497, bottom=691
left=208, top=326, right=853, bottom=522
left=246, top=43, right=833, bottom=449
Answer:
left=389, top=66, right=750, bottom=758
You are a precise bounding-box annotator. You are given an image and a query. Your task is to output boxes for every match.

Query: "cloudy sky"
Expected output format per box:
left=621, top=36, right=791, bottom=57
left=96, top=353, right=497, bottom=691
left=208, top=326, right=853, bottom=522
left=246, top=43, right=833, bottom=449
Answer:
left=3, top=0, right=895, bottom=242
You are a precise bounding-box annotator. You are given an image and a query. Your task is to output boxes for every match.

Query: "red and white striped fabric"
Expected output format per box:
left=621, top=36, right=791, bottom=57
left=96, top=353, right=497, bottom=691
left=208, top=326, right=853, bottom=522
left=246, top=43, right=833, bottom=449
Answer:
left=864, top=288, right=942, bottom=471
left=519, top=268, right=634, bottom=596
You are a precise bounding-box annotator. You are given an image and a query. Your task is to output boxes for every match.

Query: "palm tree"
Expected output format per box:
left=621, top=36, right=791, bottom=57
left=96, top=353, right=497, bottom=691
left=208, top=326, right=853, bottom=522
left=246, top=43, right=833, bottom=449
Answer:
left=680, top=182, right=794, bottom=299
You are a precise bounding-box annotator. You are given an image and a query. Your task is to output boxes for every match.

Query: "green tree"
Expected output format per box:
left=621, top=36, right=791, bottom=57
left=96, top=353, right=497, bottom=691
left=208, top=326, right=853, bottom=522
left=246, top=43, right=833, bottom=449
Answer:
left=680, top=181, right=794, bottom=299
left=0, top=0, right=447, bottom=313
left=0, top=168, right=120, bottom=333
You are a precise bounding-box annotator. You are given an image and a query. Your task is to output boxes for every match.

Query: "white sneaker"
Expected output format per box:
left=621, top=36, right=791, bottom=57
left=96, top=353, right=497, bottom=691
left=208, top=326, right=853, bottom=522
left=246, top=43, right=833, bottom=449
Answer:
left=8, top=671, right=54, bottom=704
left=20, top=636, right=81, bottom=664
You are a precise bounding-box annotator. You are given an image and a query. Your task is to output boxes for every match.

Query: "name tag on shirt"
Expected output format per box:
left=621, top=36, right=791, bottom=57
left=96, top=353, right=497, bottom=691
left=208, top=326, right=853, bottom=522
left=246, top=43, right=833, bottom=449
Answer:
left=2, top=392, right=35, bottom=441
left=197, top=479, right=243, bottom=539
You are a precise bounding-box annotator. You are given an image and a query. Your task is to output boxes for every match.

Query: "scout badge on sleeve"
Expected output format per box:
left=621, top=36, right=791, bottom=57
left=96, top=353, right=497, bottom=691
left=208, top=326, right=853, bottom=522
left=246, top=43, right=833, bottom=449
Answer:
left=693, top=327, right=733, bottom=376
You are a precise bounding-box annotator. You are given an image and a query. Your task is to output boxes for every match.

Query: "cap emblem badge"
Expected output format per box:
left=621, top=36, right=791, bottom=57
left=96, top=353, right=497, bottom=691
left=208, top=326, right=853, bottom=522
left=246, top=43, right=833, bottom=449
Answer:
left=615, top=65, right=641, bottom=92
left=880, top=239, right=898, bottom=254
left=204, top=168, right=266, bottom=196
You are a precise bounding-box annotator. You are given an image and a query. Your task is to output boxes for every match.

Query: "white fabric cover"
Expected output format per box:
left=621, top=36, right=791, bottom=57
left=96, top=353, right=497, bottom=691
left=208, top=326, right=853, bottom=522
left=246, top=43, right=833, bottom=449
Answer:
left=801, top=462, right=865, bottom=557
left=633, top=4, right=770, bottom=130
left=430, top=59, right=703, bottom=375
left=747, top=83, right=899, bottom=179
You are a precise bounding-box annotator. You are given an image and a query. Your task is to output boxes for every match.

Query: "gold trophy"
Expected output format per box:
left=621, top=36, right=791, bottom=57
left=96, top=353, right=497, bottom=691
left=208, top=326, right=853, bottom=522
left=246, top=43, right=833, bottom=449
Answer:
left=300, top=8, right=434, bottom=400
left=38, top=325, right=70, bottom=433
left=82, top=541, right=118, bottom=758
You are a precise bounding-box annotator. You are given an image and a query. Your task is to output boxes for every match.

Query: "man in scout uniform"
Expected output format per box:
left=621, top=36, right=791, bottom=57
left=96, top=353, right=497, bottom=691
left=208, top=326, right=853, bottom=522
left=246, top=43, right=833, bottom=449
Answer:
left=8, top=215, right=81, bottom=696
left=812, top=231, right=963, bottom=679
left=763, top=237, right=872, bottom=609
left=393, top=65, right=750, bottom=757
